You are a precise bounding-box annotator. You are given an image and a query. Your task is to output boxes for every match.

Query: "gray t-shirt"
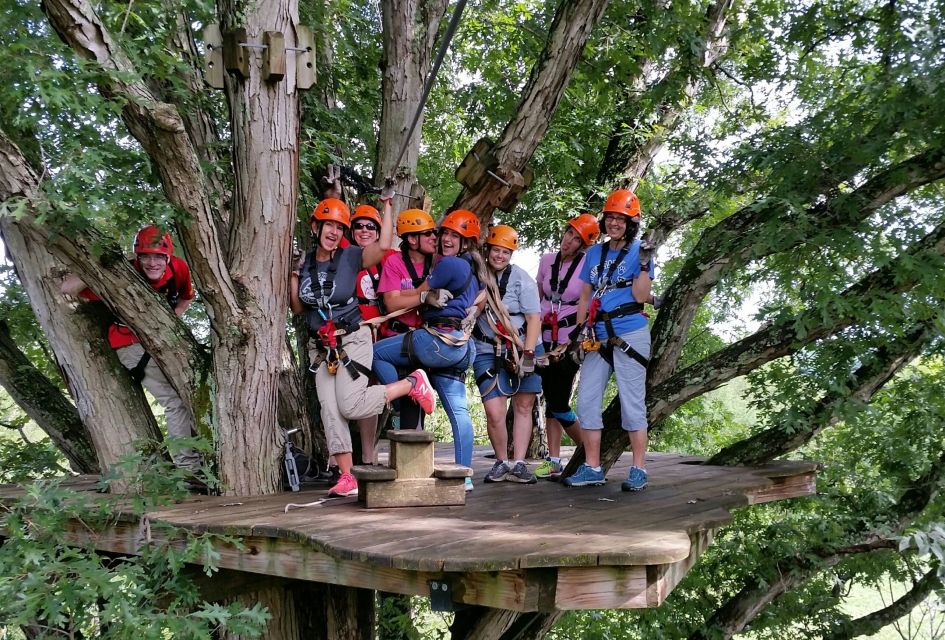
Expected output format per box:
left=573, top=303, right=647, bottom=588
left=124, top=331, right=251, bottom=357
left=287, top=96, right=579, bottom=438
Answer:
left=299, top=246, right=363, bottom=331
left=475, top=264, right=540, bottom=352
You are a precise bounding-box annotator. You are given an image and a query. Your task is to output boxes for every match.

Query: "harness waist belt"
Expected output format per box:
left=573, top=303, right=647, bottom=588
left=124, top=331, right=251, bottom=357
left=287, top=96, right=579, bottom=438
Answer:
left=425, top=317, right=463, bottom=331
left=596, top=302, right=644, bottom=321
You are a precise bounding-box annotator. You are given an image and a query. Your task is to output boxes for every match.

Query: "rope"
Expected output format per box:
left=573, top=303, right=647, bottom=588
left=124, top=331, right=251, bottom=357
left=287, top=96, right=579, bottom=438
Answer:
left=391, top=0, right=468, bottom=172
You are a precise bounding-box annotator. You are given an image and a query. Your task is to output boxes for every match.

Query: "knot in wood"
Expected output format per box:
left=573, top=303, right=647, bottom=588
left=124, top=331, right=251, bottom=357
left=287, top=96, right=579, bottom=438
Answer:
left=152, top=103, right=186, bottom=133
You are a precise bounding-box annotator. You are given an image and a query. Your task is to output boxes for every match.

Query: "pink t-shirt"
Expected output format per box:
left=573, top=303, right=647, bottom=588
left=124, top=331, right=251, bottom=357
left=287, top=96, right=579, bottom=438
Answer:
left=536, top=251, right=587, bottom=345
left=377, top=251, right=430, bottom=330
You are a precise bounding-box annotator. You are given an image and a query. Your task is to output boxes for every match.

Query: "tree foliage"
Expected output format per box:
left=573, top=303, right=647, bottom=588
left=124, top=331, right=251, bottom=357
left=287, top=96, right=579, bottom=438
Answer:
left=0, top=0, right=944, bottom=637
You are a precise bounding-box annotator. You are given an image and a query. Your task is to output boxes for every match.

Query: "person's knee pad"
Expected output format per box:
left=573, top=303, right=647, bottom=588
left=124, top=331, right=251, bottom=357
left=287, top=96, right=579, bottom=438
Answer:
left=550, top=408, right=577, bottom=429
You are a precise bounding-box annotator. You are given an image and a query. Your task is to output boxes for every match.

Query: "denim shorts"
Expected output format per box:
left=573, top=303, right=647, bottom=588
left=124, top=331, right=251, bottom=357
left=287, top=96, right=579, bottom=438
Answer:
left=473, top=344, right=544, bottom=401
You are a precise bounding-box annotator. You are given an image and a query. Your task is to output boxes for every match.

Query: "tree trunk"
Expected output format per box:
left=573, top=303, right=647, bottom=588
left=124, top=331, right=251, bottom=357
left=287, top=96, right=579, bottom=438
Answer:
left=450, top=607, right=560, bottom=640
left=376, top=0, right=450, bottom=209
left=326, top=585, right=376, bottom=640
left=0, top=320, right=98, bottom=474
left=0, top=220, right=161, bottom=484
left=215, top=0, right=302, bottom=495
left=453, top=0, right=611, bottom=222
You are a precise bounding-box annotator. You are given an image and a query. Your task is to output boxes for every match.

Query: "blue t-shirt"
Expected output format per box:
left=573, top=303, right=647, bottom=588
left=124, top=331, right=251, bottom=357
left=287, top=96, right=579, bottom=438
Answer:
left=580, top=241, right=655, bottom=337
left=423, top=256, right=480, bottom=321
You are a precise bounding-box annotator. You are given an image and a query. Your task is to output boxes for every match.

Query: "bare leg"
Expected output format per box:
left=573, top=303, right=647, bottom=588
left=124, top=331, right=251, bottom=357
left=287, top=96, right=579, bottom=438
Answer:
left=629, top=429, right=647, bottom=469
left=357, top=416, right=378, bottom=464
left=546, top=417, right=563, bottom=458
left=583, top=429, right=602, bottom=468
left=483, top=396, right=510, bottom=461
left=335, top=451, right=353, bottom=474
left=511, top=393, right=536, bottom=462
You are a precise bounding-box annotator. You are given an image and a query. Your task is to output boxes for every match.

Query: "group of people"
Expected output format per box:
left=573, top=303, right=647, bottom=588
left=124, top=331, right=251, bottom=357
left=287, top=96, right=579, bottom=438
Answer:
left=63, top=188, right=654, bottom=500
left=291, top=188, right=654, bottom=498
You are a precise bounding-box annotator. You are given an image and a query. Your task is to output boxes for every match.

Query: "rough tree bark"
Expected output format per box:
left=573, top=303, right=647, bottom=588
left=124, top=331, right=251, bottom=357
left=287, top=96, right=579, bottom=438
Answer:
left=0, top=320, right=98, bottom=474
left=376, top=0, right=450, bottom=210
left=453, top=0, right=612, bottom=222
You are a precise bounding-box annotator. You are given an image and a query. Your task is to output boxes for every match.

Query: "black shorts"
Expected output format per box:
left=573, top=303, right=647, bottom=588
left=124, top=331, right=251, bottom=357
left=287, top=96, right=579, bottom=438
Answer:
left=537, top=346, right=579, bottom=416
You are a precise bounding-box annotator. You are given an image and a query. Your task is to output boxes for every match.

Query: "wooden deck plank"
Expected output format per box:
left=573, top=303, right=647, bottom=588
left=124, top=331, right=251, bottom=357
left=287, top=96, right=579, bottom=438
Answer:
left=0, top=447, right=818, bottom=611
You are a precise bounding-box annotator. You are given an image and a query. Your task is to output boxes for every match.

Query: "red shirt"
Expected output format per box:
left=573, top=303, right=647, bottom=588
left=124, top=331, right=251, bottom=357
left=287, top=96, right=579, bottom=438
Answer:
left=356, top=249, right=397, bottom=338
left=80, top=256, right=195, bottom=349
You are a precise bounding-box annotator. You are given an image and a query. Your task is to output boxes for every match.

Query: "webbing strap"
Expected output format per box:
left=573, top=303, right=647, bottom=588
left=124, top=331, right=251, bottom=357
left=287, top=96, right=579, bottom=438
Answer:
left=547, top=251, right=582, bottom=304
left=128, top=352, right=151, bottom=384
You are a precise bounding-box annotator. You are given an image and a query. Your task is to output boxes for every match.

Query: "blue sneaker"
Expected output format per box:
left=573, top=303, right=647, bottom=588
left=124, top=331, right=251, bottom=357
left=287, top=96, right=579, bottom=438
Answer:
left=562, top=463, right=606, bottom=487
left=622, top=466, right=648, bottom=492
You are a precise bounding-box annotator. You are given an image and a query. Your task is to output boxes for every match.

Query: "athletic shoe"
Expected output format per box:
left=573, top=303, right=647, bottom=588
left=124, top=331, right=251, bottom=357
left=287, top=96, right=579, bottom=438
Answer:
left=407, top=369, right=436, bottom=414
left=484, top=460, right=511, bottom=483
left=328, top=472, right=358, bottom=497
left=507, top=461, right=537, bottom=484
left=622, top=466, right=648, bottom=492
left=562, top=463, right=606, bottom=487
left=534, top=458, right=564, bottom=480
left=464, top=477, right=474, bottom=492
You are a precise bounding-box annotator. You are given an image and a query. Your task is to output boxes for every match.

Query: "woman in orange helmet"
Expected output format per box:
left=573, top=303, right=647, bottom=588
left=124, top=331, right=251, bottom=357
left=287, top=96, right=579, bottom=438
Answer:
left=532, top=213, right=600, bottom=479
left=565, top=189, right=654, bottom=492
left=290, top=197, right=437, bottom=498
left=473, top=224, right=544, bottom=485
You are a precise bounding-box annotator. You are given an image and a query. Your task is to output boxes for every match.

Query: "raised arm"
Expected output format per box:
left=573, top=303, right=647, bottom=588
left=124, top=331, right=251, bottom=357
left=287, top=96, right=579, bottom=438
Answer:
left=362, top=197, right=393, bottom=269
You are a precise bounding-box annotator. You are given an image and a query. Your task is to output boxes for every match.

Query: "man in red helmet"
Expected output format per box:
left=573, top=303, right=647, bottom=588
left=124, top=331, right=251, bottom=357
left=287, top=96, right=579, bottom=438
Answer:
left=61, top=225, right=201, bottom=474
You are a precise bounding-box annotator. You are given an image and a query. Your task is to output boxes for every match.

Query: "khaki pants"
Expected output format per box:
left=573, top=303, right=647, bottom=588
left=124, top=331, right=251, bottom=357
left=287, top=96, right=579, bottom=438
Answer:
left=116, top=343, right=201, bottom=471
left=312, top=326, right=387, bottom=456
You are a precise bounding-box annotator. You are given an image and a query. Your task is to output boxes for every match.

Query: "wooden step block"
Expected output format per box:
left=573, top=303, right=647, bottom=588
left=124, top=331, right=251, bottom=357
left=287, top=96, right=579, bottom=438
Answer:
left=387, top=430, right=435, bottom=443
left=352, top=465, right=397, bottom=482
left=432, top=464, right=473, bottom=479
left=390, top=437, right=434, bottom=480
left=360, top=477, right=466, bottom=509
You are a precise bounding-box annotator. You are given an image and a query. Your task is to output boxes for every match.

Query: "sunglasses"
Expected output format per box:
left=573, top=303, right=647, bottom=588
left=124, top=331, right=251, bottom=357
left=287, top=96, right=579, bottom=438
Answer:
left=352, top=222, right=379, bottom=232
left=419, top=229, right=438, bottom=238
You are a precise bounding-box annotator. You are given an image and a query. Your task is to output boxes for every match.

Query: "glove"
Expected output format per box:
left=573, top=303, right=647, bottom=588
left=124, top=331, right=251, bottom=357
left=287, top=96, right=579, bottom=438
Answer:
left=420, top=288, right=453, bottom=308
left=379, top=177, right=396, bottom=203
left=518, top=350, right=536, bottom=377
left=638, top=232, right=657, bottom=267
left=569, top=338, right=586, bottom=365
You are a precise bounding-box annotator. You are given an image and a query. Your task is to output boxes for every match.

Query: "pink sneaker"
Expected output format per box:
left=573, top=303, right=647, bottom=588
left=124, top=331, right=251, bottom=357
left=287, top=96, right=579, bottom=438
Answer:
left=328, top=472, right=358, bottom=497
left=407, top=369, right=436, bottom=414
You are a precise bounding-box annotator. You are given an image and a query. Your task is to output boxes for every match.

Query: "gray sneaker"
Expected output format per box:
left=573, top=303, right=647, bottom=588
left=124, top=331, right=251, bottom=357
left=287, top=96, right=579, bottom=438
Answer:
left=484, top=460, right=511, bottom=483
left=507, top=461, right=537, bottom=484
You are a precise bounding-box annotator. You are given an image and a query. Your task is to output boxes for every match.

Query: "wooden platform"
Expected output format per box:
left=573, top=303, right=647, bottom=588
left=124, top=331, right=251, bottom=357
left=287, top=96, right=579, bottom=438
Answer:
left=0, top=446, right=817, bottom=612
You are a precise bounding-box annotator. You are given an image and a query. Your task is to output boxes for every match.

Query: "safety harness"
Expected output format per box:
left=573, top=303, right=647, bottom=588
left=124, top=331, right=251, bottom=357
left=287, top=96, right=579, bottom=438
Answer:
left=398, top=267, right=476, bottom=381
left=474, top=267, right=532, bottom=396
left=307, top=248, right=373, bottom=381
left=581, top=243, right=649, bottom=370
left=121, top=260, right=182, bottom=384
left=541, top=251, right=583, bottom=346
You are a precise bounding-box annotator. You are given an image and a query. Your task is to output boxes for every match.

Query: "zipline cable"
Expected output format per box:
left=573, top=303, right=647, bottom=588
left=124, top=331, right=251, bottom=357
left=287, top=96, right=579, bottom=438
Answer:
left=390, top=0, right=468, bottom=174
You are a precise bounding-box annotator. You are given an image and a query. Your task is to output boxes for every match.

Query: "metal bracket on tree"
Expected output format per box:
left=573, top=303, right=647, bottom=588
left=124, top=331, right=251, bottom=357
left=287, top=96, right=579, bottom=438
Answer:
left=202, top=24, right=315, bottom=89
left=455, top=138, right=534, bottom=212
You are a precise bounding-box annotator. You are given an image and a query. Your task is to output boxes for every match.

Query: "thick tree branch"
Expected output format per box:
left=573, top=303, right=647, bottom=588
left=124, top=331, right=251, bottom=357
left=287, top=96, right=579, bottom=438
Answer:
left=649, top=142, right=945, bottom=390
left=821, top=565, right=943, bottom=640
left=453, top=0, right=611, bottom=221
left=0, top=320, right=98, bottom=473
left=708, top=319, right=934, bottom=465
left=691, top=449, right=945, bottom=639
left=651, top=215, right=945, bottom=425
left=40, top=0, right=238, bottom=324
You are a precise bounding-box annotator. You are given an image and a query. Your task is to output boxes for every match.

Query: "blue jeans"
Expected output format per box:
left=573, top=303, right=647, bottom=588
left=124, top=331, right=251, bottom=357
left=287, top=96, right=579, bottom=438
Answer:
left=373, top=329, right=475, bottom=467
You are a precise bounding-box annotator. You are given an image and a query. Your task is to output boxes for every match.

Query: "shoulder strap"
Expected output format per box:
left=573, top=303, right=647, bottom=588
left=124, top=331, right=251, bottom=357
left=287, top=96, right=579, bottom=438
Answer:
left=595, top=244, right=630, bottom=291
left=547, top=251, right=582, bottom=302
left=401, top=247, right=432, bottom=288
left=498, top=267, right=512, bottom=299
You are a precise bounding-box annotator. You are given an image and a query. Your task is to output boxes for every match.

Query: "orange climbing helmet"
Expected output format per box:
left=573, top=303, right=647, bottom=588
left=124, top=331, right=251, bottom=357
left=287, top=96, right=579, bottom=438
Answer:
left=602, top=189, right=642, bottom=220
left=567, top=213, right=600, bottom=246
left=441, top=209, right=481, bottom=240
left=486, top=224, right=518, bottom=251
left=311, top=198, right=351, bottom=228
left=396, top=209, right=436, bottom=236
left=133, top=225, right=173, bottom=256
left=352, top=204, right=381, bottom=227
